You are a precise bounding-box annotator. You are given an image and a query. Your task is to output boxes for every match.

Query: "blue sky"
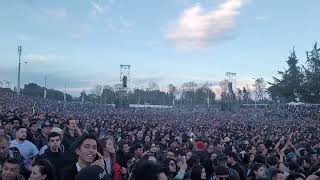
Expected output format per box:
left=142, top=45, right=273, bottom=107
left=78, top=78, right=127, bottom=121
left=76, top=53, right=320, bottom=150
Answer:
left=0, top=0, right=319, bottom=95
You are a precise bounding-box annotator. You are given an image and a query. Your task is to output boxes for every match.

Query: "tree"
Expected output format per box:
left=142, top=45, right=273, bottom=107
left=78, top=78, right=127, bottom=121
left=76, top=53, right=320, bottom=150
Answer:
left=181, top=82, right=198, bottom=105
left=242, top=87, right=251, bottom=103
left=268, top=48, right=303, bottom=102
left=21, top=83, right=72, bottom=101
left=168, top=84, right=177, bottom=105
left=301, top=43, right=320, bottom=103
left=91, top=85, right=103, bottom=104
left=148, top=81, right=159, bottom=91
left=253, top=78, right=266, bottom=101
left=101, top=85, right=115, bottom=104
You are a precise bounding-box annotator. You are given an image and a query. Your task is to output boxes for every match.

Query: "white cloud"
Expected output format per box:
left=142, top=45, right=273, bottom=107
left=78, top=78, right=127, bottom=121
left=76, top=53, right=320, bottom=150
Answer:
left=90, top=1, right=105, bottom=15
left=165, top=0, right=248, bottom=50
left=41, top=8, right=67, bottom=20
left=26, top=54, right=63, bottom=63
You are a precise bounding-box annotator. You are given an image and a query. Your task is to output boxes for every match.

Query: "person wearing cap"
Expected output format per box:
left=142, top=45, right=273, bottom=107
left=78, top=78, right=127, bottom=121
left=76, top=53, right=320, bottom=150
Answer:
left=27, top=122, right=39, bottom=144
left=38, top=127, right=65, bottom=155
left=34, top=122, right=52, bottom=150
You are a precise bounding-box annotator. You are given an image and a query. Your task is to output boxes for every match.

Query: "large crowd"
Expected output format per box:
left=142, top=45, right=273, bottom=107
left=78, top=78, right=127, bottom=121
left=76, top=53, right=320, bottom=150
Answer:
left=0, top=88, right=320, bottom=180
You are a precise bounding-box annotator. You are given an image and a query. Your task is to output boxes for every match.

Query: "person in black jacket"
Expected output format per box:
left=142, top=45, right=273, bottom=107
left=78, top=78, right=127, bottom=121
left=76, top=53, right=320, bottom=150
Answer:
left=34, top=122, right=52, bottom=150
left=36, top=132, right=65, bottom=180
left=62, top=134, right=104, bottom=180
left=227, top=151, right=247, bottom=180
left=62, top=119, right=82, bottom=152
left=116, top=140, right=130, bottom=167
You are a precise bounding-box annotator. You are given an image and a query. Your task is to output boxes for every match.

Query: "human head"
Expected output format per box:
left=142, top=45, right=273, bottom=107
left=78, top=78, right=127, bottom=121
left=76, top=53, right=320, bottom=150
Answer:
left=29, top=159, right=55, bottom=180
left=12, top=118, right=21, bottom=129
left=48, top=132, right=61, bottom=152
left=0, top=135, right=9, bottom=158
left=4, top=120, right=13, bottom=132
left=133, top=160, right=167, bottom=180
left=41, top=122, right=53, bottom=136
left=216, top=153, right=228, bottom=167
left=150, top=143, right=157, bottom=153
left=1, top=158, right=21, bottom=180
left=16, top=126, right=27, bottom=141
left=207, top=144, right=214, bottom=154
left=271, top=169, right=285, bottom=180
left=266, top=155, right=279, bottom=168
left=99, top=136, right=116, bottom=156
left=163, top=158, right=177, bottom=174
left=166, top=150, right=175, bottom=160
left=50, top=127, right=64, bottom=140
left=67, top=119, right=77, bottom=131
left=131, top=143, right=144, bottom=159
left=214, top=165, right=229, bottom=179
left=191, top=165, right=206, bottom=180
left=75, top=135, right=98, bottom=165
left=249, top=163, right=266, bottom=179
left=227, top=152, right=239, bottom=164
left=144, top=136, right=151, bottom=143
left=75, top=165, right=107, bottom=180
left=142, top=154, right=157, bottom=163
left=29, top=122, right=39, bottom=134
left=120, top=141, right=130, bottom=154
left=137, top=130, right=143, bottom=140
left=22, top=117, right=30, bottom=127
left=247, top=145, right=257, bottom=155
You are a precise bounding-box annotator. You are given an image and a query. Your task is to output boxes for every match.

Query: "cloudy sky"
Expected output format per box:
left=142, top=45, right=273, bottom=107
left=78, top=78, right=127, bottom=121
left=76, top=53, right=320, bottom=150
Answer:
left=0, top=0, right=319, bottom=95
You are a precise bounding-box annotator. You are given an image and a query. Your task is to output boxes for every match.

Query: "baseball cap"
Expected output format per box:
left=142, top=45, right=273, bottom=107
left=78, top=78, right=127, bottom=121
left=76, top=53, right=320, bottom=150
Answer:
left=41, top=122, right=52, bottom=129
left=51, top=127, right=64, bottom=135
left=75, top=165, right=107, bottom=180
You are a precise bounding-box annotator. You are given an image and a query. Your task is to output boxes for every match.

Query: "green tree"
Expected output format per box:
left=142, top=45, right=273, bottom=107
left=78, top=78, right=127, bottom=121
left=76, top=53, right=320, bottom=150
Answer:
left=268, top=48, right=303, bottom=102
left=301, top=42, right=320, bottom=103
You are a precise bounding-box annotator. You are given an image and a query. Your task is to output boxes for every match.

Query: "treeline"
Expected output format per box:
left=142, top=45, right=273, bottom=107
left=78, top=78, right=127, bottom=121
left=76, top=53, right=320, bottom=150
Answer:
left=21, top=83, right=72, bottom=101
left=18, top=81, right=216, bottom=106
left=79, top=82, right=216, bottom=106
left=268, top=42, right=320, bottom=103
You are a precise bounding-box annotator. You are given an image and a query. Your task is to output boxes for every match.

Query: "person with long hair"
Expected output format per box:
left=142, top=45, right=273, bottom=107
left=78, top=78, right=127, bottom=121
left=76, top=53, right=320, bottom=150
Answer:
left=242, top=153, right=255, bottom=172
left=163, top=158, right=178, bottom=179
left=247, top=163, right=267, bottom=180
left=28, top=159, right=56, bottom=180
left=99, top=136, right=124, bottom=180
left=189, top=164, right=206, bottom=180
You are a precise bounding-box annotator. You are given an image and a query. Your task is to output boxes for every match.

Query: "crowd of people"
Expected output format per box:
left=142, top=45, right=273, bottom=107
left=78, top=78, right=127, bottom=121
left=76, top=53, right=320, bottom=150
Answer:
left=0, top=88, right=320, bottom=180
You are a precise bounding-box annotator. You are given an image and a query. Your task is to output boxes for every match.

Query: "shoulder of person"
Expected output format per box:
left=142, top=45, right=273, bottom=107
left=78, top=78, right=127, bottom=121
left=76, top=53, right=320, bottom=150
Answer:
left=62, top=165, right=78, bottom=179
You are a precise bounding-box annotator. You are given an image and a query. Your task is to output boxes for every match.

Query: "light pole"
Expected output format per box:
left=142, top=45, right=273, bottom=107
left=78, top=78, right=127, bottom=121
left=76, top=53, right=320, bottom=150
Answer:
left=17, top=46, right=22, bottom=95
